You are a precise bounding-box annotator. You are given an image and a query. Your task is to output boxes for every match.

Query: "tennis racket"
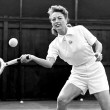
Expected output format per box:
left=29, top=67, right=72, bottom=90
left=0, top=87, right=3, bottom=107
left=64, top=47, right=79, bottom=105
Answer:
left=0, top=56, right=29, bottom=75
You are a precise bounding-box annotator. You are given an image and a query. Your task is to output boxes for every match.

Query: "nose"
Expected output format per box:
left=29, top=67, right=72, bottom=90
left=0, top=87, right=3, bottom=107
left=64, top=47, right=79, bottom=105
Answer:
left=55, top=18, right=59, bottom=23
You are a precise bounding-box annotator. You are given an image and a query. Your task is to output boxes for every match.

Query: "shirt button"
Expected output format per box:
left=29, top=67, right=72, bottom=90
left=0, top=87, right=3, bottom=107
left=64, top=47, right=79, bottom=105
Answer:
left=68, top=40, right=72, bottom=44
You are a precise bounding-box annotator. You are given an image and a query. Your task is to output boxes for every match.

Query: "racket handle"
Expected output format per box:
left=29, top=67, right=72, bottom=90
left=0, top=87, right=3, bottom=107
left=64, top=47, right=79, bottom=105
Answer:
left=6, top=55, right=30, bottom=66
left=17, top=55, right=29, bottom=62
left=26, top=55, right=30, bottom=59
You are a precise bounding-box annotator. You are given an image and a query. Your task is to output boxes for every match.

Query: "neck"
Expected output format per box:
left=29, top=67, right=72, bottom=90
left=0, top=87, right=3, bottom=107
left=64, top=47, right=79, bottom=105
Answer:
left=58, top=27, right=67, bottom=35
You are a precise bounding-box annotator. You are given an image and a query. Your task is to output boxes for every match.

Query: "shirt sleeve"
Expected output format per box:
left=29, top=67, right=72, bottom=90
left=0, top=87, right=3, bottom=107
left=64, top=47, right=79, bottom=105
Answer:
left=46, top=40, right=58, bottom=61
left=80, top=25, right=97, bottom=45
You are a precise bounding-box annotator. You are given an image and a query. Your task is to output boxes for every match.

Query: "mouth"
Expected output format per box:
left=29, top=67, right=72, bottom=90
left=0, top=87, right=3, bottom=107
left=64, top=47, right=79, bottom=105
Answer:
left=55, top=23, right=61, bottom=28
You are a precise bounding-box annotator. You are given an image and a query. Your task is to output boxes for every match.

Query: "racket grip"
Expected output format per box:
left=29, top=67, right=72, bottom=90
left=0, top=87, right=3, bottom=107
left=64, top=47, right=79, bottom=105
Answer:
left=26, top=55, right=30, bottom=59
left=17, top=55, right=30, bottom=63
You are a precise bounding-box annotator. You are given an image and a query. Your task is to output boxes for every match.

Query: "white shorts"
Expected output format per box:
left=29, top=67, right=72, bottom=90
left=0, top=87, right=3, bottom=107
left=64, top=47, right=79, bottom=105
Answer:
left=67, top=59, right=109, bottom=95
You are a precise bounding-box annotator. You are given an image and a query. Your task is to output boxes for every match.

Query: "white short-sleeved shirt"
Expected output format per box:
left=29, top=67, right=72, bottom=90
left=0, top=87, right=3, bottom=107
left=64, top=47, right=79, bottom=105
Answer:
left=46, top=25, right=97, bottom=66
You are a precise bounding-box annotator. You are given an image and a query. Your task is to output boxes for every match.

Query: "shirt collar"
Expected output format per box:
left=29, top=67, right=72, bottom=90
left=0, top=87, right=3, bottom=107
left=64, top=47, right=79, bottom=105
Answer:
left=58, top=27, right=73, bottom=42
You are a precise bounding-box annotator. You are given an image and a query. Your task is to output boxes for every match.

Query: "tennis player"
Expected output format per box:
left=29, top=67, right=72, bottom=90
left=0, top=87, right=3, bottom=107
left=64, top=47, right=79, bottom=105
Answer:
left=20, top=5, right=110, bottom=110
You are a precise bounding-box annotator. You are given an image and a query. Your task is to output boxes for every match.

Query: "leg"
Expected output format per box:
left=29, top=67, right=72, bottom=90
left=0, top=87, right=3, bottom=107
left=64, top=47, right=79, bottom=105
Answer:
left=94, top=90, right=110, bottom=110
left=57, top=82, right=82, bottom=110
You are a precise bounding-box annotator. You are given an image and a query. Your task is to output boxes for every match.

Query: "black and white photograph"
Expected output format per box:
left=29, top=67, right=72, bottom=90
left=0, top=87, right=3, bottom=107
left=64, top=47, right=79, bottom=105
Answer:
left=0, top=0, right=110, bottom=110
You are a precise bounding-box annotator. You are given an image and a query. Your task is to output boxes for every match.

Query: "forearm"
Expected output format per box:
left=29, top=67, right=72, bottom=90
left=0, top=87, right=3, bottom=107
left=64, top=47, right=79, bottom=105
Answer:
left=93, top=40, right=103, bottom=61
left=31, top=55, right=53, bottom=68
left=95, top=40, right=102, bottom=53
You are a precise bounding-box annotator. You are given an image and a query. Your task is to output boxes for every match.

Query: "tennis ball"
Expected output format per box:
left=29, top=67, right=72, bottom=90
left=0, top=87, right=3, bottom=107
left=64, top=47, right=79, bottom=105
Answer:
left=9, top=38, right=18, bottom=47
left=20, top=100, right=24, bottom=104
left=80, top=98, right=84, bottom=101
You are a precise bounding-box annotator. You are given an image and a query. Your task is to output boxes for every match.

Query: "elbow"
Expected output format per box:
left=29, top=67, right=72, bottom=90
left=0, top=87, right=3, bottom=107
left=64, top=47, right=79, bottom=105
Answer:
left=46, top=58, right=55, bottom=68
left=48, top=66, right=52, bottom=68
left=98, top=41, right=102, bottom=49
left=100, top=42, right=102, bottom=48
left=47, top=63, right=53, bottom=68
left=44, top=62, right=53, bottom=68
left=95, top=40, right=102, bottom=48
left=95, top=40, right=103, bottom=52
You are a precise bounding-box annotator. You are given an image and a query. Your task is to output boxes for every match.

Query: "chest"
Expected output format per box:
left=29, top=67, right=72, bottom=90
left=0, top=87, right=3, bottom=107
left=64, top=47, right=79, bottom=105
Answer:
left=58, top=34, right=87, bottom=54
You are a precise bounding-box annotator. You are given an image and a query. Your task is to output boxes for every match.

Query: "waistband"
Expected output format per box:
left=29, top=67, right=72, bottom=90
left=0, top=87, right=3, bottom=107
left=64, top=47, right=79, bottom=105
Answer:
left=72, top=57, right=96, bottom=69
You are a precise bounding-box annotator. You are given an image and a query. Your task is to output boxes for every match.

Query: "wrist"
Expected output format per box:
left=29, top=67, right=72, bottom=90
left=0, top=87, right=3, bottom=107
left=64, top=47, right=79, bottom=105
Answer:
left=29, top=55, right=34, bottom=61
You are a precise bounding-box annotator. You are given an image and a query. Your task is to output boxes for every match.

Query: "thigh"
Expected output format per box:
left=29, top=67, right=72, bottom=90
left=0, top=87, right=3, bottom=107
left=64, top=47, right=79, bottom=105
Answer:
left=94, top=90, right=110, bottom=110
left=88, top=61, right=109, bottom=94
left=58, top=82, right=82, bottom=102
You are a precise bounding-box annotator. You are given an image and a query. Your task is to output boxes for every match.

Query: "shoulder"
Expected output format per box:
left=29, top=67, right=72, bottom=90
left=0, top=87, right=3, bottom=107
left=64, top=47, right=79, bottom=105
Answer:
left=68, top=25, right=85, bottom=31
left=49, top=37, right=59, bottom=47
left=73, top=25, right=85, bottom=29
left=73, top=25, right=90, bottom=34
left=67, top=25, right=85, bottom=34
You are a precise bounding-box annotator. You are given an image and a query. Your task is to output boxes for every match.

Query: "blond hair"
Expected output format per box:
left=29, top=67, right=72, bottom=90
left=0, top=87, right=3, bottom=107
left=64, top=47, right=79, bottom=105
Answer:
left=48, top=5, right=70, bottom=36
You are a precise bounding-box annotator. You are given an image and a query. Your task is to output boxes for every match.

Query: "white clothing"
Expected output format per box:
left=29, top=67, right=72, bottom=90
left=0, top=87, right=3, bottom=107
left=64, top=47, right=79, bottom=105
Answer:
left=67, top=58, right=109, bottom=95
left=46, top=25, right=97, bottom=66
left=46, top=25, right=109, bottom=94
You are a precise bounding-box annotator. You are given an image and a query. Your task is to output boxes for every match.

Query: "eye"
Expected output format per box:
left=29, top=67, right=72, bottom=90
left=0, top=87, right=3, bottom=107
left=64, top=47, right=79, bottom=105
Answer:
left=58, top=17, right=62, bottom=20
left=51, top=18, right=56, bottom=22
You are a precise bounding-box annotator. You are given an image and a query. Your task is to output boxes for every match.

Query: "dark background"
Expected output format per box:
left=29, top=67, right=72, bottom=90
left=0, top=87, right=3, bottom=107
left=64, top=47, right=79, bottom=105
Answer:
left=0, top=0, right=110, bottom=101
